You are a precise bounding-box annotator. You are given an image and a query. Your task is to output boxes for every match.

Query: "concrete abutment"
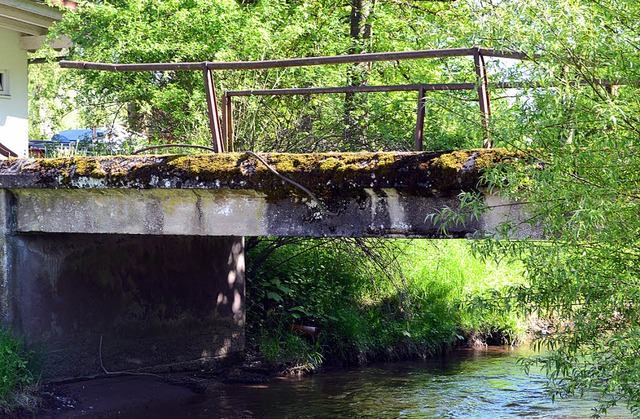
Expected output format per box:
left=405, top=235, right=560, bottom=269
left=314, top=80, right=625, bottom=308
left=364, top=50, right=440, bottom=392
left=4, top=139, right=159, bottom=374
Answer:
left=0, top=189, right=245, bottom=378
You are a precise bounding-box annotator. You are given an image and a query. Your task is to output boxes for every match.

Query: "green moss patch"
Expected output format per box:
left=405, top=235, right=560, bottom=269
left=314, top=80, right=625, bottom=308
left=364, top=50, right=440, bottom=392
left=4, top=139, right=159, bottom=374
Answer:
left=0, top=149, right=521, bottom=194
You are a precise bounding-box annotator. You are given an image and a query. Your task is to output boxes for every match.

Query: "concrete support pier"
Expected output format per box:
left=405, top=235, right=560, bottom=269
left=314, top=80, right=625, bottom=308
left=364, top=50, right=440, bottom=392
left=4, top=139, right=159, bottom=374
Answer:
left=0, top=190, right=244, bottom=378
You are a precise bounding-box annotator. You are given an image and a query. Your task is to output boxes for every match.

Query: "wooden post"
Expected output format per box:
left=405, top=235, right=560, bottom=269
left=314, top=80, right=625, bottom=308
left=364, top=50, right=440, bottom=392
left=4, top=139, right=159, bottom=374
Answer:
left=203, top=63, right=225, bottom=153
left=414, top=87, right=426, bottom=151
left=473, top=47, right=492, bottom=148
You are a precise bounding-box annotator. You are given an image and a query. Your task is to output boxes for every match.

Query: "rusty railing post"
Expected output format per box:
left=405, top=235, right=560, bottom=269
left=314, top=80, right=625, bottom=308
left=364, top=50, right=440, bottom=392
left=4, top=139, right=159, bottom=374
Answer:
left=606, top=82, right=619, bottom=96
left=222, top=92, right=234, bottom=152
left=414, top=87, right=426, bottom=151
left=473, top=47, right=492, bottom=148
left=203, top=62, right=225, bottom=153
left=221, top=93, right=227, bottom=147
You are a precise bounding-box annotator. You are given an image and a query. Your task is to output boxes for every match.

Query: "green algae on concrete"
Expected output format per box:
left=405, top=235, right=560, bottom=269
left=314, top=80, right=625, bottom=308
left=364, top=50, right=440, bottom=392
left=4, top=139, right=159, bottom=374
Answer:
left=0, top=149, right=522, bottom=194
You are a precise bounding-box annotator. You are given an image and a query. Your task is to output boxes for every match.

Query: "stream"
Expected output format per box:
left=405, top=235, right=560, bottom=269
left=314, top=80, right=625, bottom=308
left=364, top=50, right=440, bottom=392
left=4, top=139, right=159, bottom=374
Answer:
left=122, top=347, right=632, bottom=418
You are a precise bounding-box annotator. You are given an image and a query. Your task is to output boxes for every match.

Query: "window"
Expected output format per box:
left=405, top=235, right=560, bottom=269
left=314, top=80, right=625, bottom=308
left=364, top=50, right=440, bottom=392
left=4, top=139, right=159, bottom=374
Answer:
left=0, top=70, right=8, bottom=96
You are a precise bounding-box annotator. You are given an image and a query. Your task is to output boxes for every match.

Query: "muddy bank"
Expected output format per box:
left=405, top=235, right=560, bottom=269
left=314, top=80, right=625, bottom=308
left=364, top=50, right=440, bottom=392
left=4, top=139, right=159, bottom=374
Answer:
left=26, top=360, right=271, bottom=418
left=33, top=375, right=197, bottom=418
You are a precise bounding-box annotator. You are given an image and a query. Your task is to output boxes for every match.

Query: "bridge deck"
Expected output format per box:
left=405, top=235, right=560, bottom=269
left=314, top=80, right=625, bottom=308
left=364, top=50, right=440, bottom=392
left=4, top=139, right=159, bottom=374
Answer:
left=0, top=149, right=528, bottom=238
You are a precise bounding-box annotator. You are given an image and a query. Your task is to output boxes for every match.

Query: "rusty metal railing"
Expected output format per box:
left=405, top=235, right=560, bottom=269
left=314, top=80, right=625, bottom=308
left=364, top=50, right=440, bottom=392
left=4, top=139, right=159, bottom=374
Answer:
left=60, top=47, right=536, bottom=153
left=224, top=82, right=480, bottom=153
left=0, top=142, right=18, bottom=158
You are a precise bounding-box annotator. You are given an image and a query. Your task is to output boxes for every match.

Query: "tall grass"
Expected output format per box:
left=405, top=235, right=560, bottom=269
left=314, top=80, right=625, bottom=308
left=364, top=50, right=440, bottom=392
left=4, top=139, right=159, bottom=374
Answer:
left=246, top=239, right=526, bottom=371
left=399, top=241, right=526, bottom=346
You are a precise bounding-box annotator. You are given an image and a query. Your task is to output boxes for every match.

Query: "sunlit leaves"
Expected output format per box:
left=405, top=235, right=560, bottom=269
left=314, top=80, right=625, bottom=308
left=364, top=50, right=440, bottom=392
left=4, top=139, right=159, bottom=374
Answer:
left=49, top=0, right=517, bottom=149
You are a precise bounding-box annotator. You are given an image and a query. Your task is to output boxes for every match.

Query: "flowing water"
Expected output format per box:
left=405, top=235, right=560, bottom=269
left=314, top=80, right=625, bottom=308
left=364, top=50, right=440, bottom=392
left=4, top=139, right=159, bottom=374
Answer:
left=126, top=347, right=632, bottom=418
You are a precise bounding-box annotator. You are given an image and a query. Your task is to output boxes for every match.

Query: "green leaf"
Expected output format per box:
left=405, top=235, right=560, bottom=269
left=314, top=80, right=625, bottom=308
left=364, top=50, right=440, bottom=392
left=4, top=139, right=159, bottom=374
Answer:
left=266, top=292, right=283, bottom=302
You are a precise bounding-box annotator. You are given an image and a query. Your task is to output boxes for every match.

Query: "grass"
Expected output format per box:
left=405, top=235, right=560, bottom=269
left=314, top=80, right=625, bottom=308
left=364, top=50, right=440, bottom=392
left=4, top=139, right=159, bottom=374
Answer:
left=246, top=238, right=526, bottom=371
left=398, top=241, right=526, bottom=346
left=0, top=328, right=40, bottom=414
left=258, top=329, right=324, bottom=374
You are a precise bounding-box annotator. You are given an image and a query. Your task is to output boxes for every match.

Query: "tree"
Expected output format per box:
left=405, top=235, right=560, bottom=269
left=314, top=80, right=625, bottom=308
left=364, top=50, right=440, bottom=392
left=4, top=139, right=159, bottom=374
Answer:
left=52, top=0, right=247, bottom=144
left=50, top=0, right=485, bottom=152
left=28, top=56, right=72, bottom=140
left=452, top=0, right=640, bottom=415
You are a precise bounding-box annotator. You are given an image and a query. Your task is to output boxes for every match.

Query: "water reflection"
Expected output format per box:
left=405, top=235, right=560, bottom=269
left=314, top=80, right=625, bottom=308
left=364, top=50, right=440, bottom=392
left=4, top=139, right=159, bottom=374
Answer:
left=126, top=347, right=631, bottom=418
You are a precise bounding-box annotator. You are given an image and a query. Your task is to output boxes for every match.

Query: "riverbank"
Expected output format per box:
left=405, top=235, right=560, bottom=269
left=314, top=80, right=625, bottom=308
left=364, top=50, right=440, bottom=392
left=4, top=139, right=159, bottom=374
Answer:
left=20, top=347, right=512, bottom=418
left=25, top=355, right=284, bottom=417
left=26, top=340, right=534, bottom=418
left=31, top=375, right=196, bottom=418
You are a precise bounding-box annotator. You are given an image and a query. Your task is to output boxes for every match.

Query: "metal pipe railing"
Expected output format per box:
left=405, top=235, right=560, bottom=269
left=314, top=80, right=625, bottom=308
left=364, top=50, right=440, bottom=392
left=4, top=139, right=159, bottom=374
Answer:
left=60, top=46, right=540, bottom=153
left=59, top=47, right=533, bottom=72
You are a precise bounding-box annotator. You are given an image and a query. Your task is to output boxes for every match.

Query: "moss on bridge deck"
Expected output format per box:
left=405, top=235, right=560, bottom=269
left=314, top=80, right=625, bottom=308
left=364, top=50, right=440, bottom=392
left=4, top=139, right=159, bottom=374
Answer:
left=0, top=149, right=523, bottom=194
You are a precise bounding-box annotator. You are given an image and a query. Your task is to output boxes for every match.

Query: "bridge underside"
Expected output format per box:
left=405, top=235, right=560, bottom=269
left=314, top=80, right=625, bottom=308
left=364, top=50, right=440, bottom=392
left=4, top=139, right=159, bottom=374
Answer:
left=0, top=150, right=532, bottom=378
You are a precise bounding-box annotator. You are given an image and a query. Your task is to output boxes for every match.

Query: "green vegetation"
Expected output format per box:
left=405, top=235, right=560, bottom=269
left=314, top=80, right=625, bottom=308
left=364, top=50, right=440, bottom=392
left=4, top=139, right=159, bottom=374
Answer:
left=0, top=329, right=38, bottom=414
left=453, top=1, right=640, bottom=416
left=246, top=238, right=526, bottom=372
left=25, top=0, right=640, bottom=415
left=44, top=0, right=504, bottom=151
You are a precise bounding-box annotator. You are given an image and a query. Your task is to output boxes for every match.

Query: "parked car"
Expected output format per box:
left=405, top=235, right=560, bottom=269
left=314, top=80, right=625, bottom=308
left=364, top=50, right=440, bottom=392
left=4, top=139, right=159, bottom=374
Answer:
left=51, top=128, right=107, bottom=144
left=29, top=126, right=144, bottom=157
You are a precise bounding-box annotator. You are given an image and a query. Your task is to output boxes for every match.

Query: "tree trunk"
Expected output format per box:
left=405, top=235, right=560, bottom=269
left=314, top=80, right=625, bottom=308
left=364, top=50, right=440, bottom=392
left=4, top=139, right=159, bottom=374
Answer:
left=344, top=0, right=375, bottom=150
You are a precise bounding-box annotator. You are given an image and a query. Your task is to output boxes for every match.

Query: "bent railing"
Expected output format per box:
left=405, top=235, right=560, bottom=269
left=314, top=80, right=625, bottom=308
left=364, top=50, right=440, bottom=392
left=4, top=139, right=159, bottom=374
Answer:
left=60, top=47, right=535, bottom=153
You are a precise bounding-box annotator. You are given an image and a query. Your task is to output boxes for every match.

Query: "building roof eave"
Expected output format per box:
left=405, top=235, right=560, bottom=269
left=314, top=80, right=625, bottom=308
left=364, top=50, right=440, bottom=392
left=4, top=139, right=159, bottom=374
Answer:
left=0, top=0, right=77, bottom=50
left=0, top=0, right=76, bottom=37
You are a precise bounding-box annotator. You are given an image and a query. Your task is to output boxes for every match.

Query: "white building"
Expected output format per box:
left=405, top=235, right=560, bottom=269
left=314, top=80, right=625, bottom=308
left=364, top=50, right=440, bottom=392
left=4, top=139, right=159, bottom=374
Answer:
left=0, top=0, right=74, bottom=158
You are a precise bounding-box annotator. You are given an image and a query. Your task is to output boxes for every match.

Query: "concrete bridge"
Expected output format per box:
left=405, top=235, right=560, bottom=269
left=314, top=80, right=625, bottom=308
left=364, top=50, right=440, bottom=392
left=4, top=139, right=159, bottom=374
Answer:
left=0, top=149, right=531, bottom=378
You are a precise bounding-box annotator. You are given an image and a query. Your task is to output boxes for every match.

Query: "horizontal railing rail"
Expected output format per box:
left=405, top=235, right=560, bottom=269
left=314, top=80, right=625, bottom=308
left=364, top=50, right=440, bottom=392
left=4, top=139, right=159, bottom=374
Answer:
left=59, top=47, right=534, bottom=72
left=225, top=83, right=478, bottom=97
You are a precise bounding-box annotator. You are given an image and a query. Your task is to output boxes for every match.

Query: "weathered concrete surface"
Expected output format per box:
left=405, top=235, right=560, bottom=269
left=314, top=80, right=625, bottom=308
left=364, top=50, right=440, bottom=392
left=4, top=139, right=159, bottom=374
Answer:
left=0, top=190, right=13, bottom=327
left=1, top=188, right=529, bottom=238
left=0, top=187, right=244, bottom=378
left=10, top=233, right=244, bottom=378
left=0, top=150, right=532, bottom=238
